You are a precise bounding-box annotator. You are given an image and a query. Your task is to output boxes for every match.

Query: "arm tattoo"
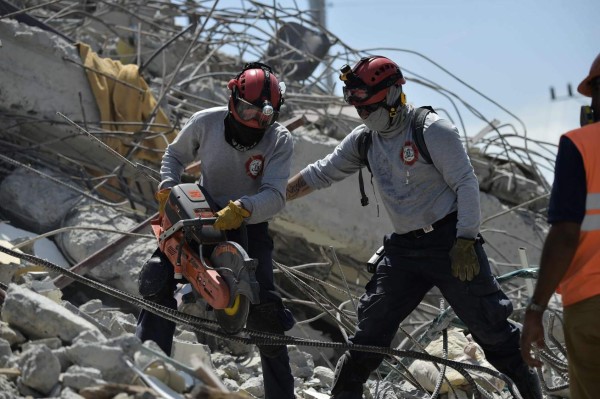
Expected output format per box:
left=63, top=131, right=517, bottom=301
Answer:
left=286, top=175, right=311, bottom=200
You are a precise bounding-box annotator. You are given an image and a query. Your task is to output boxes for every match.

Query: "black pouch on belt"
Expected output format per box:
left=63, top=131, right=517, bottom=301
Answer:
left=366, top=246, right=385, bottom=274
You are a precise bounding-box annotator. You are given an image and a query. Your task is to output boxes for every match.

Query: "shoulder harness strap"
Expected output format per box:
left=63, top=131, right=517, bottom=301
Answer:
left=357, top=130, right=373, bottom=206
left=412, top=106, right=436, bottom=165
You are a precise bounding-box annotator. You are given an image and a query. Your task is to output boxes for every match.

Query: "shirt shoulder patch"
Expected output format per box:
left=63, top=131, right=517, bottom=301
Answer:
left=245, top=155, right=264, bottom=179
left=401, top=141, right=419, bottom=166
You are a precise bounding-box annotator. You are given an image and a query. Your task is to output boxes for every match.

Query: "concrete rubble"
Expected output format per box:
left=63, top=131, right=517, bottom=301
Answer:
left=0, top=282, right=336, bottom=398
left=0, top=1, right=569, bottom=398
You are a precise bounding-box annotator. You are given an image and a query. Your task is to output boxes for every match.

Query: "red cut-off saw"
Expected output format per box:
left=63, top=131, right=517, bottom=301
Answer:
left=150, top=183, right=260, bottom=333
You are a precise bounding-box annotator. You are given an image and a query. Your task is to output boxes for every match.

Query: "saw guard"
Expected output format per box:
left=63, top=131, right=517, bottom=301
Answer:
left=210, top=241, right=259, bottom=334
left=209, top=241, right=260, bottom=307
left=214, top=294, right=250, bottom=334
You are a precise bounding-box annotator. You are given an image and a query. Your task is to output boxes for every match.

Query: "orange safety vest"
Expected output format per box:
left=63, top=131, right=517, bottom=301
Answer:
left=558, top=122, right=600, bottom=306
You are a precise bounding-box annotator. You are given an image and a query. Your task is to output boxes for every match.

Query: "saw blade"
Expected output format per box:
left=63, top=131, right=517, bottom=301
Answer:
left=214, top=294, right=250, bottom=334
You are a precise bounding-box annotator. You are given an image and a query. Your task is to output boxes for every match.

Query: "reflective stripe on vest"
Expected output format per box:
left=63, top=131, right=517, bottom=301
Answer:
left=582, top=193, right=600, bottom=232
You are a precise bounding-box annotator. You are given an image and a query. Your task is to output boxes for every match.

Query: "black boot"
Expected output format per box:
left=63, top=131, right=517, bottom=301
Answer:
left=330, top=352, right=366, bottom=399
left=504, top=363, right=543, bottom=399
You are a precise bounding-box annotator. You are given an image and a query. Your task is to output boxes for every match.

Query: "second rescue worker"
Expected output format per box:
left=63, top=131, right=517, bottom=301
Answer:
left=286, top=56, right=542, bottom=399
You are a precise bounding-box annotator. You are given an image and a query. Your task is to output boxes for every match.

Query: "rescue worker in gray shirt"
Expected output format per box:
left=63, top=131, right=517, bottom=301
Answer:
left=136, top=62, right=296, bottom=399
left=286, top=56, right=542, bottom=399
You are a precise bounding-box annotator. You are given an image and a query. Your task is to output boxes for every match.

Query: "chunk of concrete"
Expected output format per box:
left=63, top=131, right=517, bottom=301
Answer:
left=1, top=284, right=101, bottom=342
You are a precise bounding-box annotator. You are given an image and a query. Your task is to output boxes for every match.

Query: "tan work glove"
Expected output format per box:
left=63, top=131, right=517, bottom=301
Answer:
left=450, top=237, right=480, bottom=281
left=155, top=188, right=171, bottom=217
left=214, top=200, right=250, bottom=230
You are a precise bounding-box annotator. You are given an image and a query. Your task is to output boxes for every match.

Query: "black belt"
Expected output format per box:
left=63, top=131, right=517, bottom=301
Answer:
left=401, top=211, right=457, bottom=238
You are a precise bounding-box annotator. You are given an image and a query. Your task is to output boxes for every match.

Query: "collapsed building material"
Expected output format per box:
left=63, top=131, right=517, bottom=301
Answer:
left=0, top=1, right=568, bottom=398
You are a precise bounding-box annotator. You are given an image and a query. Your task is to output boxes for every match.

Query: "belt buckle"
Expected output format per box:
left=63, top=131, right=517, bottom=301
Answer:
left=413, top=224, right=433, bottom=238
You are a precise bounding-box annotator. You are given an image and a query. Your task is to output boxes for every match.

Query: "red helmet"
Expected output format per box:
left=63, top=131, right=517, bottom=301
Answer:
left=340, top=56, right=406, bottom=106
left=228, top=63, right=285, bottom=129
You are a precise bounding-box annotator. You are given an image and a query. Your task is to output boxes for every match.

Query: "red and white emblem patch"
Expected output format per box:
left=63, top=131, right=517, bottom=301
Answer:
left=245, top=155, right=264, bottom=179
left=401, top=141, right=419, bottom=166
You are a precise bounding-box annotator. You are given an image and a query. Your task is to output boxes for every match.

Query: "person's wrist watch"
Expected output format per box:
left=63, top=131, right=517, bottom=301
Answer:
left=526, top=299, right=546, bottom=313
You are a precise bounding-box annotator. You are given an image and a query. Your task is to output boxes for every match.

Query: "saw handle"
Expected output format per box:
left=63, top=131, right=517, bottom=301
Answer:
left=159, top=217, right=217, bottom=243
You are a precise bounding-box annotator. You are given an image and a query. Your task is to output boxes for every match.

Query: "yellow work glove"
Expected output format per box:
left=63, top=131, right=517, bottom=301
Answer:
left=214, top=200, right=250, bottom=230
left=155, top=188, right=171, bottom=217
left=450, top=237, right=480, bottom=281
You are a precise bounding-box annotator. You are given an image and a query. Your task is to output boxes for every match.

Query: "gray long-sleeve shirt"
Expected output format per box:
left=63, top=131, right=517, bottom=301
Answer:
left=160, top=106, right=294, bottom=224
left=300, top=105, right=481, bottom=238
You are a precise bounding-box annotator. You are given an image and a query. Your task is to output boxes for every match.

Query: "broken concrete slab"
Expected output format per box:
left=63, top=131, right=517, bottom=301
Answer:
left=1, top=284, right=101, bottom=342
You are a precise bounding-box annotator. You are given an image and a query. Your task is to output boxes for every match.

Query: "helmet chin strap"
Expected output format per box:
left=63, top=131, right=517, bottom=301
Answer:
left=381, top=90, right=406, bottom=127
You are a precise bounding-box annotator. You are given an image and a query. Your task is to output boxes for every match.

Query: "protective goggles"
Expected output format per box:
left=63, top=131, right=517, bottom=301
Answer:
left=342, top=77, right=400, bottom=105
left=233, top=94, right=279, bottom=128
left=343, top=85, right=371, bottom=104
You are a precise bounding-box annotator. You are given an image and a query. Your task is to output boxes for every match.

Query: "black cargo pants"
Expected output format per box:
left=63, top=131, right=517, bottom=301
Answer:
left=332, top=212, right=540, bottom=399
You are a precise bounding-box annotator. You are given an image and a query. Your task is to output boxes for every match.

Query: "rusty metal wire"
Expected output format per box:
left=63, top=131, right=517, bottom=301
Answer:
left=2, top=0, right=553, bottom=217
